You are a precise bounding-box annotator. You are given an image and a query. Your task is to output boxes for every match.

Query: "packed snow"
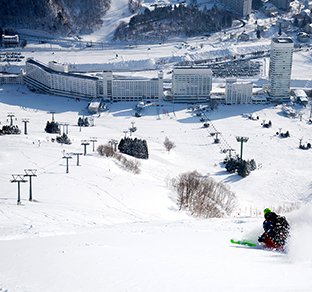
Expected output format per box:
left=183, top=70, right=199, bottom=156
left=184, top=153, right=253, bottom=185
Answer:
left=1, top=0, right=312, bottom=291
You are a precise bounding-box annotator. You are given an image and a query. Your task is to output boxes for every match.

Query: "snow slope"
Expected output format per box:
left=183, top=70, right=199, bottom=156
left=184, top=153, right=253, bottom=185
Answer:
left=1, top=85, right=312, bottom=291
left=1, top=0, right=312, bottom=290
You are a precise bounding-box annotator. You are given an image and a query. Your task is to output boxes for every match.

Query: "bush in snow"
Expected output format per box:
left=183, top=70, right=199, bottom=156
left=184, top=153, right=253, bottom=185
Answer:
left=45, top=121, right=60, bottom=134
left=170, top=171, right=236, bottom=218
left=225, top=157, right=257, bottom=178
left=97, top=143, right=141, bottom=174
left=56, top=133, right=71, bottom=145
left=114, top=153, right=141, bottom=174
left=163, top=137, right=176, bottom=153
left=97, top=144, right=114, bottom=157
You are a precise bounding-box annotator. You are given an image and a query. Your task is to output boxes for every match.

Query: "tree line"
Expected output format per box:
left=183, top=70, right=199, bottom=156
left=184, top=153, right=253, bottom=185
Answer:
left=114, top=4, right=235, bottom=42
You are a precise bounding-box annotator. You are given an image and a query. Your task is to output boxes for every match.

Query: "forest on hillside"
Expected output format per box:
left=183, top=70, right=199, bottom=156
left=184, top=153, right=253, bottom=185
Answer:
left=114, top=4, right=235, bottom=42
left=0, top=0, right=111, bottom=34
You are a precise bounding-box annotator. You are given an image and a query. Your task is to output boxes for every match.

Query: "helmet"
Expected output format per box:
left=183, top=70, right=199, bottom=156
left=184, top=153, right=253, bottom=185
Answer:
left=263, top=208, right=272, bottom=216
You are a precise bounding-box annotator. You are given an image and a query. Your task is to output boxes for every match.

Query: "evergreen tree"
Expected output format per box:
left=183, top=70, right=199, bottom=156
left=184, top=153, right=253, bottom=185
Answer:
left=237, top=160, right=251, bottom=178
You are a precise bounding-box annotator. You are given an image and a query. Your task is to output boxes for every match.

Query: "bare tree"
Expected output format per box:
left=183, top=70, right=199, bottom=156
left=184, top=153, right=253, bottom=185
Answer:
left=171, top=171, right=236, bottom=218
left=97, top=143, right=114, bottom=157
left=97, top=143, right=141, bottom=174
left=164, top=137, right=176, bottom=153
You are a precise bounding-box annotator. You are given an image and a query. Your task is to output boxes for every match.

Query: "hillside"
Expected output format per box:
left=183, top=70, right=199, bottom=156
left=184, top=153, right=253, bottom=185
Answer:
left=0, top=85, right=312, bottom=291
left=0, top=0, right=111, bottom=34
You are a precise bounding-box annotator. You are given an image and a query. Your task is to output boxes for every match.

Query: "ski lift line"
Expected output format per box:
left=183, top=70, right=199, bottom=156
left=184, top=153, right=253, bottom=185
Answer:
left=198, top=115, right=237, bottom=155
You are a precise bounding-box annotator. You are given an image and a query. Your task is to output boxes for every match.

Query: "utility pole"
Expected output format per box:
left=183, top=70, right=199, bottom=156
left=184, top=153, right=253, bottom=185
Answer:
left=10, top=174, right=27, bottom=205
left=123, top=130, right=128, bottom=138
left=236, top=136, right=249, bottom=161
left=22, top=119, right=30, bottom=135
left=24, top=169, right=37, bottom=201
left=90, top=137, right=97, bottom=152
left=81, top=140, right=90, bottom=155
left=72, top=153, right=83, bottom=166
left=62, top=153, right=72, bottom=173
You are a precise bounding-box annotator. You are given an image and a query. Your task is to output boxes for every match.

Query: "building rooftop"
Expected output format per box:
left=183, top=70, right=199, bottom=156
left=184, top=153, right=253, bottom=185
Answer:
left=272, top=37, right=293, bottom=44
left=26, top=58, right=98, bottom=81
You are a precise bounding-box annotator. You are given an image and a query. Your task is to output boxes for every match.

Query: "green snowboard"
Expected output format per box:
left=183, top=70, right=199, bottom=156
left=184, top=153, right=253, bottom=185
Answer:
left=230, top=238, right=257, bottom=247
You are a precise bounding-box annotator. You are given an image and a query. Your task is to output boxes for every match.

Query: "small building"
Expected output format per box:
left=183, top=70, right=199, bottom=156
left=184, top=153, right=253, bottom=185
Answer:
left=257, top=25, right=265, bottom=32
left=88, top=99, right=102, bottom=114
left=297, top=31, right=309, bottom=42
left=293, top=89, right=308, bottom=105
left=263, top=3, right=278, bottom=17
left=230, top=32, right=237, bottom=39
left=293, top=14, right=305, bottom=26
left=1, top=34, right=19, bottom=48
left=252, top=88, right=268, bottom=104
left=238, top=32, right=249, bottom=41
left=276, top=19, right=290, bottom=29
left=0, top=71, right=23, bottom=85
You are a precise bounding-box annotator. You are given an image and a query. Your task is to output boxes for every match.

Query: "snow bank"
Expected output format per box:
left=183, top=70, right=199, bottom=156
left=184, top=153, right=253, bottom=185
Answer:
left=287, top=201, right=312, bottom=264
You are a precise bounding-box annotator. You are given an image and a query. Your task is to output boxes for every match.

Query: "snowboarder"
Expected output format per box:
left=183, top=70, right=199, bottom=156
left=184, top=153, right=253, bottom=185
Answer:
left=258, top=208, right=290, bottom=250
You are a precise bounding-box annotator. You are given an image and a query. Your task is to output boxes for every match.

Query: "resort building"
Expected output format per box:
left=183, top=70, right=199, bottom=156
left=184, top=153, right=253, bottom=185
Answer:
left=103, top=71, right=163, bottom=102
left=172, top=66, right=213, bottom=103
left=0, top=71, right=23, bottom=85
left=24, top=58, right=163, bottom=101
left=25, top=58, right=100, bottom=100
left=225, top=78, right=253, bottom=104
left=268, top=37, right=293, bottom=101
left=1, top=34, right=19, bottom=48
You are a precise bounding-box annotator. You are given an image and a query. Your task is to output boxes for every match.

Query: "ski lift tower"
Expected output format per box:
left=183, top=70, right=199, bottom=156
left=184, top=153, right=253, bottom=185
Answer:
left=90, top=137, right=97, bottom=152
left=49, top=111, right=56, bottom=122
left=24, top=169, right=37, bottom=201
left=10, top=174, right=27, bottom=205
left=236, top=136, right=249, bottom=161
left=22, top=118, right=30, bottom=135
left=109, top=139, right=118, bottom=151
left=7, top=112, right=15, bottom=126
left=211, top=132, right=221, bottom=143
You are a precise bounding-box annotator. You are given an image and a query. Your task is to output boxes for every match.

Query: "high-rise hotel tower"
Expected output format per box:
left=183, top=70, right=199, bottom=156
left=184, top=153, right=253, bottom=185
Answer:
left=269, top=37, right=293, bottom=100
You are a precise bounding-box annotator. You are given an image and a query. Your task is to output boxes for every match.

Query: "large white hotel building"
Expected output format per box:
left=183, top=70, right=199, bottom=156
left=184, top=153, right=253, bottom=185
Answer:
left=172, top=66, right=213, bottom=103
left=24, top=58, right=163, bottom=102
left=103, top=71, right=163, bottom=102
